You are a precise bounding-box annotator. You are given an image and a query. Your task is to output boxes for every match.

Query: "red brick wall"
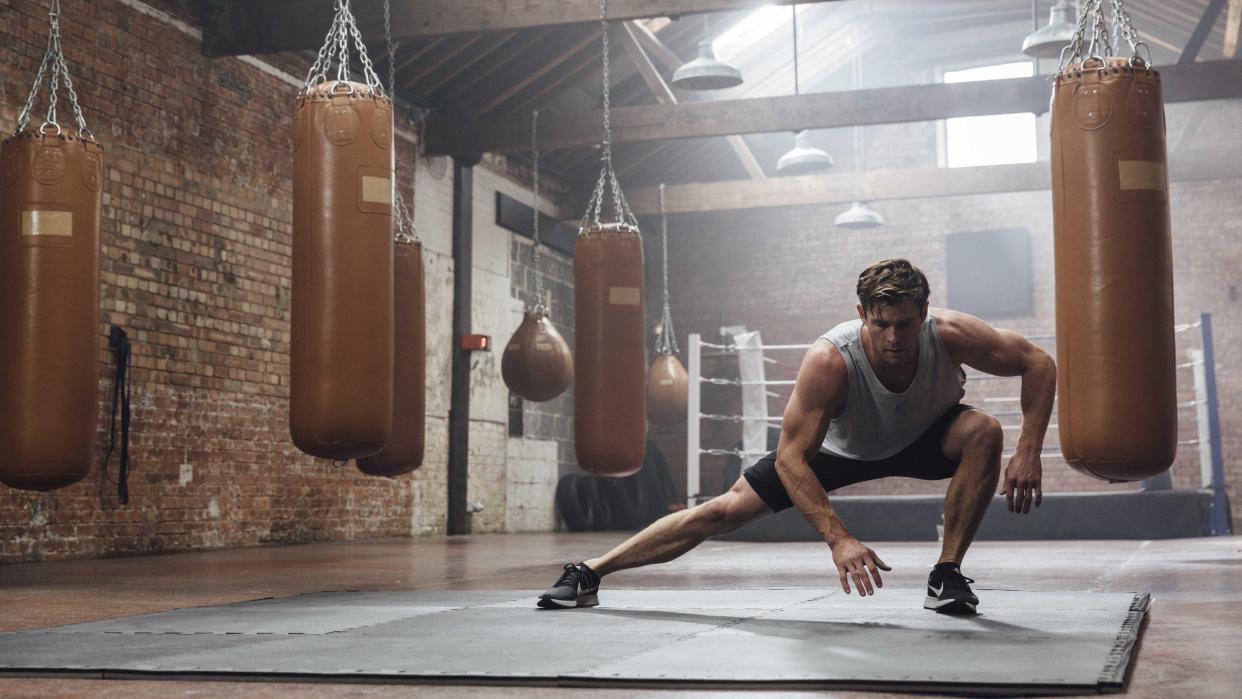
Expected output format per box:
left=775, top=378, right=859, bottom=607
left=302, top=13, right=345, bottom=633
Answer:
left=663, top=177, right=1242, bottom=522
left=0, top=0, right=435, bottom=562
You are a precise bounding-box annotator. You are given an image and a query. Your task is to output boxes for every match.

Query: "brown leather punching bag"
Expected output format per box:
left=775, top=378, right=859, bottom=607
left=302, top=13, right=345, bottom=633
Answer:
left=291, top=81, right=394, bottom=460
left=646, top=354, right=688, bottom=426
left=502, top=310, right=573, bottom=402
left=1050, top=59, right=1176, bottom=482
left=357, top=240, right=425, bottom=477
left=574, top=223, right=647, bottom=476
left=0, top=126, right=103, bottom=491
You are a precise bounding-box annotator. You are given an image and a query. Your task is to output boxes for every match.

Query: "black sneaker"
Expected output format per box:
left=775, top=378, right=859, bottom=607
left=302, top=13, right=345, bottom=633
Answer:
left=537, top=563, right=600, bottom=609
left=924, top=563, right=979, bottom=614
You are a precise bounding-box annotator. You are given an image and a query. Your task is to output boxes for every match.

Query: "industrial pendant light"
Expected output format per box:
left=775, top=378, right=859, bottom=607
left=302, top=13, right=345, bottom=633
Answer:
left=834, top=201, right=884, bottom=229
left=672, top=15, right=744, bottom=90
left=1022, top=1, right=1078, bottom=58
left=777, top=4, right=832, bottom=175
left=835, top=44, right=882, bottom=229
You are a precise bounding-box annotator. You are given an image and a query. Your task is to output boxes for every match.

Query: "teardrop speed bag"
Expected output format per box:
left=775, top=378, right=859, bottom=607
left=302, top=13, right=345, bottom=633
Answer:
left=357, top=240, right=425, bottom=477
left=502, top=310, right=573, bottom=402
left=291, top=81, right=395, bottom=460
left=647, top=354, right=688, bottom=426
left=0, top=127, right=103, bottom=491
left=574, top=223, right=647, bottom=477
left=1050, top=58, right=1176, bottom=481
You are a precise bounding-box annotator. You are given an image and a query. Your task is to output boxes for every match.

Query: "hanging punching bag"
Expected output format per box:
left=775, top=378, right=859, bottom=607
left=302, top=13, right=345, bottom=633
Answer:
left=0, top=126, right=102, bottom=491
left=357, top=240, right=425, bottom=477
left=646, top=183, right=687, bottom=426
left=502, top=110, right=573, bottom=403
left=503, top=310, right=574, bottom=402
left=1050, top=57, right=1176, bottom=482
left=291, top=79, right=395, bottom=460
left=647, top=354, right=688, bottom=425
left=575, top=223, right=647, bottom=476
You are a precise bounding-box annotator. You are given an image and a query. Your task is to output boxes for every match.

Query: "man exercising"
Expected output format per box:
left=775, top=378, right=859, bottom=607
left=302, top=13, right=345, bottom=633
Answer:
left=539, top=259, right=1056, bottom=614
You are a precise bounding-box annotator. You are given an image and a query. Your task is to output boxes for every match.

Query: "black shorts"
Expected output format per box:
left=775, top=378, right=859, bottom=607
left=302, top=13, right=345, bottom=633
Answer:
left=742, top=404, right=977, bottom=513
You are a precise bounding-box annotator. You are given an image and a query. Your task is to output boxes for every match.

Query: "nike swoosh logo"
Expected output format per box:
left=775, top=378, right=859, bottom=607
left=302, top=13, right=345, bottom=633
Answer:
left=930, top=583, right=945, bottom=596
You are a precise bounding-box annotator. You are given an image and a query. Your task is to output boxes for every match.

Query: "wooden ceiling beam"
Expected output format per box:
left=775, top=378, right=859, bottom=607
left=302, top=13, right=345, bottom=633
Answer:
left=427, top=59, right=1242, bottom=156
left=202, top=0, right=841, bottom=57
left=1179, top=0, right=1228, bottom=63
left=621, top=148, right=1242, bottom=217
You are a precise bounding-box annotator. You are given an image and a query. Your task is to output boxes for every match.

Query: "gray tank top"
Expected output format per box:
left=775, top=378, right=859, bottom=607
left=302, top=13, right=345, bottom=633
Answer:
left=819, top=311, right=965, bottom=460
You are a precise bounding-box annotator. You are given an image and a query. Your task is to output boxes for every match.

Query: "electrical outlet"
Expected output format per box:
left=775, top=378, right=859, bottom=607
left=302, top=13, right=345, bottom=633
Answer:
left=179, top=464, right=193, bottom=485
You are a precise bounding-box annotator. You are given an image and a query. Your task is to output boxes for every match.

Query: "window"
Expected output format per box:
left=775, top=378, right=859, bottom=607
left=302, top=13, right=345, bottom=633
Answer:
left=942, top=62, right=1037, bottom=168
left=946, top=229, right=1033, bottom=319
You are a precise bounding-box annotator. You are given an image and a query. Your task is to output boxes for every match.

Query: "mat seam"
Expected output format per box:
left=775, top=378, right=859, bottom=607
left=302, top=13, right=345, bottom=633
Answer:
left=564, top=591, right=833, bottom=680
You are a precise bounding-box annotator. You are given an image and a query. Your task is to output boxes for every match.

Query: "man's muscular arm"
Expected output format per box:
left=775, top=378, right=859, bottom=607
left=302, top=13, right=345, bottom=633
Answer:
left=938, top=309, right=1057, bottom=514
left=775, top=341, right=890, bottom=595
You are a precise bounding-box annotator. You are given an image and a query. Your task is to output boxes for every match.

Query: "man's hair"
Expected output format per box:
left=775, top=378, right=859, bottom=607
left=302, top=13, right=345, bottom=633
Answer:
left=856, top=259, right=930, bottom=315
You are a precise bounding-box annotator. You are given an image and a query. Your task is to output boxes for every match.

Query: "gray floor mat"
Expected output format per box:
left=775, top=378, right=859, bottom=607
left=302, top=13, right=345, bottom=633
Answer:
left=0, top=588, right=1149, bottom=694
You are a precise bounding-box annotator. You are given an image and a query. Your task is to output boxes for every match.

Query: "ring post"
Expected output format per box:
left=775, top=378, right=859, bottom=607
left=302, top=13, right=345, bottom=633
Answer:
left=1200, top=313, right=1232, bottom=535
left=687, top=332, right=702, bottom=509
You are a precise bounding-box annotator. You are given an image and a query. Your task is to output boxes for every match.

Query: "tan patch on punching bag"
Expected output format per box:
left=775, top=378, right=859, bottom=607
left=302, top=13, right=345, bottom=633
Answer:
left=1073, top=84, right=1112, bottom=130
left=535, top=342, right=554, bottom=351
left=358, top=166, right=393, bottom=214
left=609, top=286, right=640, bottom=306
left=82, top=152, right=101, bottom=191
left=22, top=209, right=73, bottom=237
left=1118, top=160, right=1165, bottom=191
left=325, top=105, right=359, bottom=146
left=33, top=147, right=67, bottom=185
left=361, top=176, right=392, bottom=204
left=371, top=108, right=392, bottom=150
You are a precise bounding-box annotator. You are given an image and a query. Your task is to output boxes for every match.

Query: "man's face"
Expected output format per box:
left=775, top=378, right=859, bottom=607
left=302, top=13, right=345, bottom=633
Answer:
left=856, top=299, right=927, bottom=368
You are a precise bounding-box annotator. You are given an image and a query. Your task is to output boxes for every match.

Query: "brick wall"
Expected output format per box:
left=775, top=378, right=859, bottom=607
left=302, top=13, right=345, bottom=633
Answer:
left=0, top=0, right=566, bottom=561
left=664, top=100, right=1242, bottom=524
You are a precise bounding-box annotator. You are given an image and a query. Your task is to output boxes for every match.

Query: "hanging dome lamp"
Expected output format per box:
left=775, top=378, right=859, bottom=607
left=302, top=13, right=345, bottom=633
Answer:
left=672, top=15, right=744, bottom=90
left=777, top=4, right=832, bottom=175
left=1022, top=1, right=1078, bottom=59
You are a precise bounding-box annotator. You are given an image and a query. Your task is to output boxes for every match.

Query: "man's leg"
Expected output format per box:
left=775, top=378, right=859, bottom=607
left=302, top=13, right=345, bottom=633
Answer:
left=937, top=409, right=1003, bottom=565
left=584, top=476, right=771, bottom=576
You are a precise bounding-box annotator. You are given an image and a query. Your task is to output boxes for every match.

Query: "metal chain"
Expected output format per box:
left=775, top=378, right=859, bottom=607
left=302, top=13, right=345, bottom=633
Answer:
left=382, top=0, right=417, bottom=243
left=1086, top=0, right=1114, bottom=60
left=578, top=0, right=638, bottom=233
left=1109, top=0, right=1151, bottom=65
left=16, top=0, right=91, bottom=137
left=530, top=110, right=546, bottom=313
left=1060, top=0, right=1149, bottom=71
left=655, top=184, right=679, bottom=356
left=791, top=4, right=800, bottom=96
left=385, top=0, right=395, bottom=97
left=303, top=0, right=384, bottom=95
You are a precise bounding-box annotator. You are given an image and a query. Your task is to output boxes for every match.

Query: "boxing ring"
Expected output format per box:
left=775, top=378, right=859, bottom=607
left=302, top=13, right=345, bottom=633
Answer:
left=685, top=313, right=1231, bottom=540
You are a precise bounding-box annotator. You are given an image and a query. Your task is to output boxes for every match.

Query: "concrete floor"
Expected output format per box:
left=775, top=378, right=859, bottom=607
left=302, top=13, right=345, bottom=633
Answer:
left=1, top=533, right=1239, bottom=698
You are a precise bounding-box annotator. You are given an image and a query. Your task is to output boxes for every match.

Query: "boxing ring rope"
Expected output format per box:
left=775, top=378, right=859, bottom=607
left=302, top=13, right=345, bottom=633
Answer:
left=684, top=314, right=1230, bottom=535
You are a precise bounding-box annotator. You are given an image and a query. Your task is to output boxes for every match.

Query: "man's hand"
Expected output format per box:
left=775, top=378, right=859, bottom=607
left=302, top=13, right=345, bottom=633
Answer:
left=831, top=537, right=891, bottom=596
left=1000, top=452, right=1043, bottom=514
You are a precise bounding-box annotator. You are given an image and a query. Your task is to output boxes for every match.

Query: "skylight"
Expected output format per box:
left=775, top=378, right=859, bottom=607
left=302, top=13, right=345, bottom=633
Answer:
left=943, top=62, right=1037, bottom=168
left=711, top=4, right=811, bottom=63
